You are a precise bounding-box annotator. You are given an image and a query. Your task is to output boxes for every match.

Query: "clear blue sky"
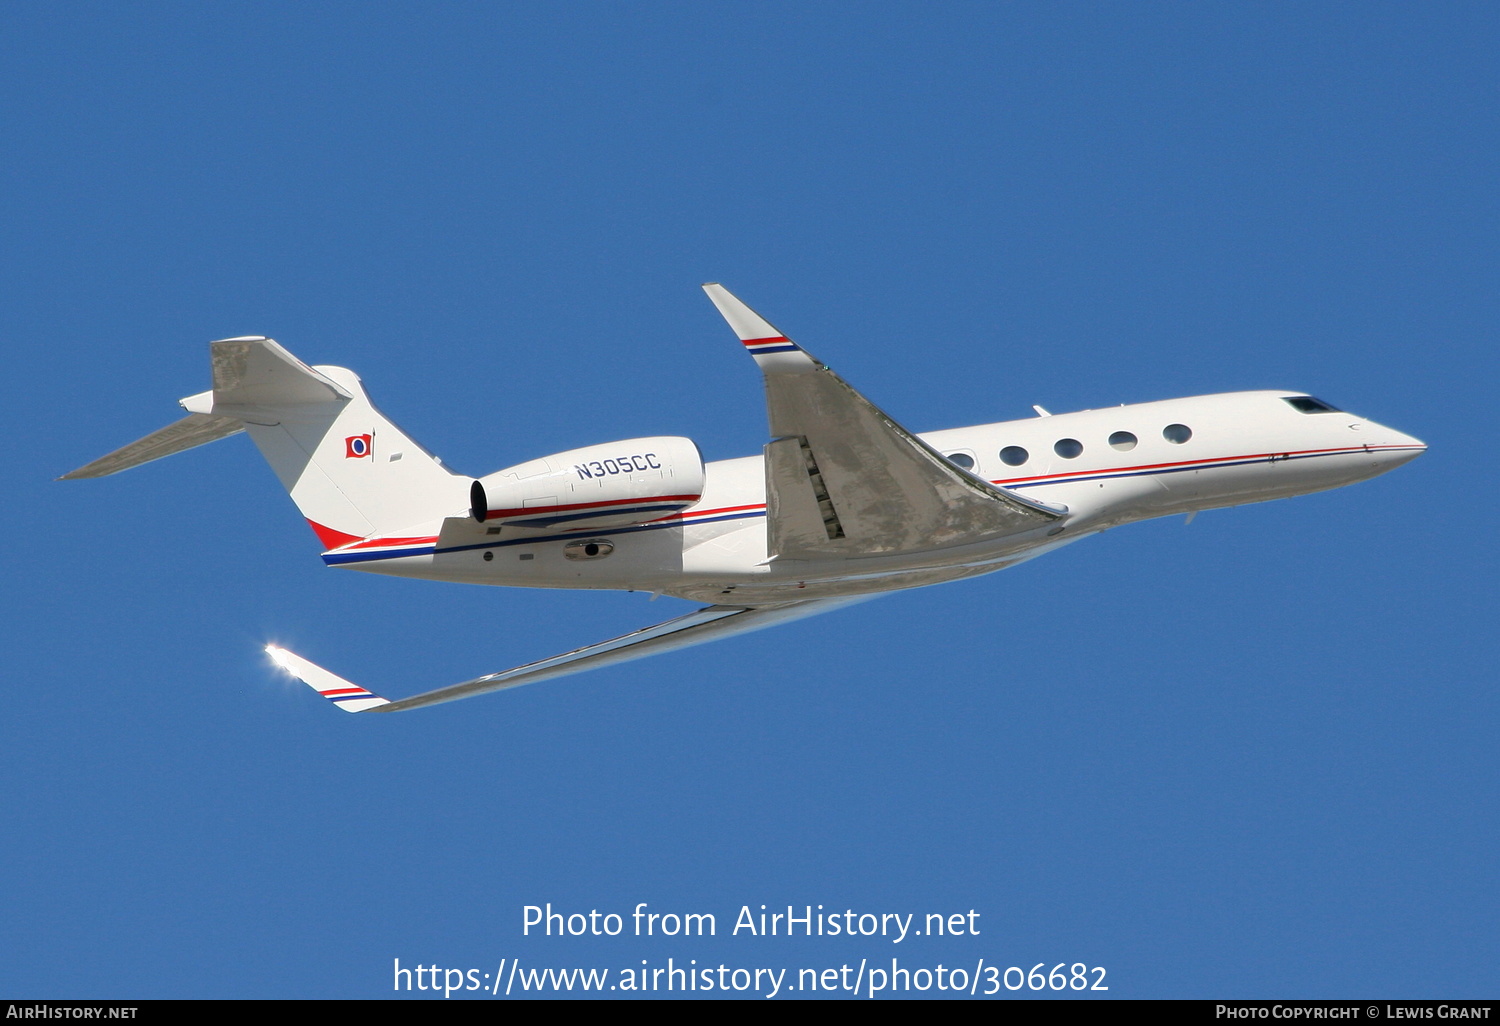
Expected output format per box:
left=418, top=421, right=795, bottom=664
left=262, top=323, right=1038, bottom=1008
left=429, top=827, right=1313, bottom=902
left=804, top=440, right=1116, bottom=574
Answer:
left=3, top=1, right=1494, bottom=999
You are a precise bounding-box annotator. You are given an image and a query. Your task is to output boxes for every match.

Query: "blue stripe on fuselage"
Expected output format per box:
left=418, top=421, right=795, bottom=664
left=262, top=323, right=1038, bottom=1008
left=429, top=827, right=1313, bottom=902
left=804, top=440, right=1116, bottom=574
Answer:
left=321, top=509, right=767, bottom=566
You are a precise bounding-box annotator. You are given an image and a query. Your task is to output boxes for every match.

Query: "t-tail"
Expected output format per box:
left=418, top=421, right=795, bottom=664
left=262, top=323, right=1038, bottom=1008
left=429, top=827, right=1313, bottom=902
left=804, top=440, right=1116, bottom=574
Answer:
left=61, top=337, right=467, bottom=547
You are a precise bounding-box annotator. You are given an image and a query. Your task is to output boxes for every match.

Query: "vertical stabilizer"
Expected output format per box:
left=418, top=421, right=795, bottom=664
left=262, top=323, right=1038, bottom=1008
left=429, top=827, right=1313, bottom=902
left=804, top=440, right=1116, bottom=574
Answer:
left=206, top=338, right=466, bottom=546
left=236, top=363, right=465, bottom=547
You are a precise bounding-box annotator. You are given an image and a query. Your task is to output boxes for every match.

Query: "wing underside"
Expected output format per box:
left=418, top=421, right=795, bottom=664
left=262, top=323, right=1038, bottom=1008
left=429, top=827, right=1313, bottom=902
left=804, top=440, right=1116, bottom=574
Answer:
left=269, top=598, right=861, bottom=713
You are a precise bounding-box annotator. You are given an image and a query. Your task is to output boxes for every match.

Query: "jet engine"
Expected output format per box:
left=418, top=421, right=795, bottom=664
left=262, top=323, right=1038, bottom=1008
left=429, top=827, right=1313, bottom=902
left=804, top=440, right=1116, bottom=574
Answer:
left=470, top=436, right=704, bottom=530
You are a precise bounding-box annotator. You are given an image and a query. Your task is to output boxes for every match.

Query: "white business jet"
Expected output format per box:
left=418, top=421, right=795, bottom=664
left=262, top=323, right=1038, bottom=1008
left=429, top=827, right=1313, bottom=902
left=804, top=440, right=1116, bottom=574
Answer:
left=64, top=285, right=1425, bottom=712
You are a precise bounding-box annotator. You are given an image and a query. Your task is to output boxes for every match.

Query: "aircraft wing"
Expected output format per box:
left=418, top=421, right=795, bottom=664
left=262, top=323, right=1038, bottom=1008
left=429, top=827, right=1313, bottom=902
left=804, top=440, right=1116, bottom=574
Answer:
left=702, top=284, right=1062, bottom=560
left=267, top=597, right=862, bottom=713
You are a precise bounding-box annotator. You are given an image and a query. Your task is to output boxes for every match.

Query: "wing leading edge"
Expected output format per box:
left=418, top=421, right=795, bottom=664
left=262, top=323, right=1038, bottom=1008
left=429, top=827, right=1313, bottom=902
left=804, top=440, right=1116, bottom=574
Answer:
left=268, top=598, right=863, bottom=713
left=701, top=284, right=1062, bottom=561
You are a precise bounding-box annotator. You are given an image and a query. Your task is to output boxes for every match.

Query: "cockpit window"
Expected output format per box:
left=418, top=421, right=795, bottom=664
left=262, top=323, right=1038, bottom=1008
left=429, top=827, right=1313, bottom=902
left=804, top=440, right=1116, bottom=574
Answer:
left=1283, top=396, right=1342, bottom=414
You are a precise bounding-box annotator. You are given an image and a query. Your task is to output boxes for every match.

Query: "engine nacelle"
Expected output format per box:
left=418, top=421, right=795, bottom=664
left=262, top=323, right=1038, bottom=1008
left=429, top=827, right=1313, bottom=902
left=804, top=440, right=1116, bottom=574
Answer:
left=470, top=436, right=705, bottom=530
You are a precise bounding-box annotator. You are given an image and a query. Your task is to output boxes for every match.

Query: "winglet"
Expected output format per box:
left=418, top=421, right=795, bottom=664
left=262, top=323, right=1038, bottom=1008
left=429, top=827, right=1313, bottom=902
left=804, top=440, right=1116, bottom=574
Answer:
left=265, top=644, right=391, bottom=712
left=701, top=283, right=814, bottom=369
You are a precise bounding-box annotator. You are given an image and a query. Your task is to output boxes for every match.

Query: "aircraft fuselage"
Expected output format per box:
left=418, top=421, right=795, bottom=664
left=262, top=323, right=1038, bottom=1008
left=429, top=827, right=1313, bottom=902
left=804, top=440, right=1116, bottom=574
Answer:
left=337, top=389, right=1424, bottom=605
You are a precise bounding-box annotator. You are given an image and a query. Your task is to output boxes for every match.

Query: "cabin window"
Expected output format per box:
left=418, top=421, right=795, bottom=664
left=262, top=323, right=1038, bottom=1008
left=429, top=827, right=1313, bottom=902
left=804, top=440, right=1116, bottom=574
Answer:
left=1163, top=424, right=1192, bottom=444
left=945, top=452, right=976, bottom=470
left=1000, top=446, right=1029, bottom=467
left=1109, top=431, right=1137, bottom=451
left=1054, top=438, right=1083, bottom=459
left=1283, top=396, right=1342, bottom=414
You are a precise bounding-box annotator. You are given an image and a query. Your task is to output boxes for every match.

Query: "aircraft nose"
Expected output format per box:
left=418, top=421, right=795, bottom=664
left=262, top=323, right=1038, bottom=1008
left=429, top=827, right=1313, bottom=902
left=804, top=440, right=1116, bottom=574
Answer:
left=1359, top=420, right=1426, bottom=470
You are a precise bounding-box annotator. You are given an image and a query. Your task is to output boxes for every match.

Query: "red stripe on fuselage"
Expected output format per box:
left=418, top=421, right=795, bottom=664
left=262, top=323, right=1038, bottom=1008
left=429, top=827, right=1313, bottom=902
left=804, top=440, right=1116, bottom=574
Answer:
left=990, top=443, right=1398, bottom=487
left=645, top=502, right=767, bottom=524
left=481, top=494, right=700, bottom=521
left=307, top=520, right=363, bottom=550
left=343, top=534, right=441, bottom=550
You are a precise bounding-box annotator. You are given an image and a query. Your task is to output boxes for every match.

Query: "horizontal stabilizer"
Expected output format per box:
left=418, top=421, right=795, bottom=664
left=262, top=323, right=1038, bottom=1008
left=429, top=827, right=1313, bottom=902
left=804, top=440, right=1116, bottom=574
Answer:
left=59, top=413, right=245, bottom=479
left=210, top=336, right=351, bottom=406
left=268, top=598, right=861, bottom=713
left=60, top=337, right=349, bottom=481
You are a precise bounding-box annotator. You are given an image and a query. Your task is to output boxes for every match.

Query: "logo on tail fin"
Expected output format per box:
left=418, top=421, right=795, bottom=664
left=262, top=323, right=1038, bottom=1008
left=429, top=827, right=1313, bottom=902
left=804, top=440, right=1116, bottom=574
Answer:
left=345, top=434, right=372, bottom=459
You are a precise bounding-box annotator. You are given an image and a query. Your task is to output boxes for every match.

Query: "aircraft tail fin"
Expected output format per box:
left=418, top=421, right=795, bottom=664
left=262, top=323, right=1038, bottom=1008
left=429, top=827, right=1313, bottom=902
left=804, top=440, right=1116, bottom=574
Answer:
left=61, top=337, right=468, bottom=547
